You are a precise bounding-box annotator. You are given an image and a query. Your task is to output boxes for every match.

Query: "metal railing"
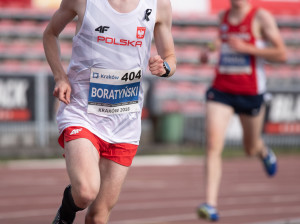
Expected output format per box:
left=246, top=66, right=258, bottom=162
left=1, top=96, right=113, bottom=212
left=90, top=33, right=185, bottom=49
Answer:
left=0, top=10, right=299, bottom=157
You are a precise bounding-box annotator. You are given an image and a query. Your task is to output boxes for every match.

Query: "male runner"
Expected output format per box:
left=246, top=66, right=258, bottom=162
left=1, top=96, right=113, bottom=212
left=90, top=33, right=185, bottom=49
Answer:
left=197, top=0, right=286, bottom=221
left=43, top=0, right=176, bottom=223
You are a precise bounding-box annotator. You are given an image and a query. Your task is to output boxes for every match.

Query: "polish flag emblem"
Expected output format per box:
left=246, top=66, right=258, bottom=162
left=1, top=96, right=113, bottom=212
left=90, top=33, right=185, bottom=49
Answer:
left=136, top=27, right=146, bottom=39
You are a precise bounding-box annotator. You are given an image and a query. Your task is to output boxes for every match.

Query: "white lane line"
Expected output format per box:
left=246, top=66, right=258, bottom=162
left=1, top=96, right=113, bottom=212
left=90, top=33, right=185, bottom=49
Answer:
left=221, top=194, right=300, bottom=205
left=3, top=159, right=66, bottom=169
left=114, top=199, right=200, bottom=210
left=1, top=205, right=300, bottom=222
left=1, top=194, right=299, bottom=210
left=114, top=195, right=300, bottom=211
left=110, top=213, right=196, bottom=224
left=0, top=196, right=60, bottom=206
left=0, top=209, right=54, bottom=219
left=117, top=193, right=300, bottom=207
left=110, top=206, right=300, bottom=224
left=2, top=156, right=203, bottom=169
left=248, top=218, right=300, bottom=224
left=221, top=206, right=300, bottom=217
left=132, top=155, right=202, bottom=166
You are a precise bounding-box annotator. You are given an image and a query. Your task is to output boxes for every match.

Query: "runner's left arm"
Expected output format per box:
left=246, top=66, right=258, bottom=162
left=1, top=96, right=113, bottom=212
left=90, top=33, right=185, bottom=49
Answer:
left=149, top=0, right=176, bottom=77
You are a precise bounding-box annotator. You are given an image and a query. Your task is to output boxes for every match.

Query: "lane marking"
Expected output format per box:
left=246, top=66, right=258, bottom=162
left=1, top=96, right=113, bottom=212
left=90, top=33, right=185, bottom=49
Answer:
left=2, top=156, right=203, bottom=169
left=1, top=193, right=300, bottom=210
left=1, top=204, right=300, bottom=222
left=248, top=218, right=300, bottom=224
left=110, top=206, right=300, bottom=224
left=110, top=213, right=196, bottom=224
left=0, top=209, right=54, bottom=219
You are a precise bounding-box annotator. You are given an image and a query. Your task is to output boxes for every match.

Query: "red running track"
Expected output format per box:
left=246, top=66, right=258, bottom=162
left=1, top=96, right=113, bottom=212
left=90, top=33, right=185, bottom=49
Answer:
left=0, top=155, right=299, bottom=224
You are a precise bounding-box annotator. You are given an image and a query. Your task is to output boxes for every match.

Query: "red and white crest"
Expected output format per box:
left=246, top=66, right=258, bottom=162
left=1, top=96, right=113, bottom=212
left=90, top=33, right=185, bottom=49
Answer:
left=136, top=27, right=146, bottom=39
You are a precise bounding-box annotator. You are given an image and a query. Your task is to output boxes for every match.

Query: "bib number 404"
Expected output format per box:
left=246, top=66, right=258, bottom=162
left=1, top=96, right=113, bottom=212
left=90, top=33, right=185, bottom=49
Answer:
left=121, top=70, right=142, bottom=82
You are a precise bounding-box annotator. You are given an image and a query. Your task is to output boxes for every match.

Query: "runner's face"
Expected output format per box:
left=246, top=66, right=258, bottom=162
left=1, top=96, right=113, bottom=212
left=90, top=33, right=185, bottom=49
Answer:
left=230, top=0, right=249, bottom=9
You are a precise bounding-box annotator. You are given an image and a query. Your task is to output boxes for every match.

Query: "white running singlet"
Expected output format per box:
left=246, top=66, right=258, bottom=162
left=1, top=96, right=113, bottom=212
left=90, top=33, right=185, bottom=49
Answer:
left=56, top=0, right=157, bottom=144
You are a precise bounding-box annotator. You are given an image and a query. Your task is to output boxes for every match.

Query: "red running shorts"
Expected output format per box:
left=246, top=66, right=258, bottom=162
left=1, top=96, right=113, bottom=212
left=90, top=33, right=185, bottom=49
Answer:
left=58, top=126, right=138, bottom=167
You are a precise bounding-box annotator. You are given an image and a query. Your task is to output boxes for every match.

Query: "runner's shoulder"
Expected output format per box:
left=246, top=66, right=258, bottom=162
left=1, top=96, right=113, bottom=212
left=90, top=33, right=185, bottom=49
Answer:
left=157, top=0, right=172, bottom=14
left=255, top=7, right=275, bottom=24
left=60, top=0, right=85, bottom=14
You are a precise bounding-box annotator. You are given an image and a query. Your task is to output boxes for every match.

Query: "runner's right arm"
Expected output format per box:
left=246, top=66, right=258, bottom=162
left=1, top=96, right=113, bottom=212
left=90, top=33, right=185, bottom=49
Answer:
left=199, top=12, right=223, bottom=64
left=43, top=0, right=80, bottom=104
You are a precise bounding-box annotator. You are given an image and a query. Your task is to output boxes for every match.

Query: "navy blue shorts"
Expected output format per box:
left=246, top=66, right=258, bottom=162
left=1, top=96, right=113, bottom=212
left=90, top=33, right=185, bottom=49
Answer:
left=206, top=87, right=265, bottom=116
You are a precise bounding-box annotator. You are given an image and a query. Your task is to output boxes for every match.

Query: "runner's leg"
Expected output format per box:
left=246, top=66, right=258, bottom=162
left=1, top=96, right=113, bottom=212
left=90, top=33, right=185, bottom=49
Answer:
left=64, top=138, right=101, bottom=209
left=85, top=158, right=129, bottom=224
left=205, top=101, right=234, bottom=207
left=239, top=105, right=267, bottom=157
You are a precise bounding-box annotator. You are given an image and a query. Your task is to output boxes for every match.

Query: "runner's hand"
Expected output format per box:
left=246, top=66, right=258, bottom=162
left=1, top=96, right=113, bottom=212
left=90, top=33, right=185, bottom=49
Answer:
left=53, top=77, right=71, bottom=105
left=228, top=36, right=251, bottom=54
left=149, top=55, right=165, bottom=77
left=200, top=48, right=209, bottom=64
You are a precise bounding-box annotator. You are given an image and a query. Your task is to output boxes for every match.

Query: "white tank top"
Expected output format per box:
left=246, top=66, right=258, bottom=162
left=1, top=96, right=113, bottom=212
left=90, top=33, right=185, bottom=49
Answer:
left=56, top=0, right=157, bottom=144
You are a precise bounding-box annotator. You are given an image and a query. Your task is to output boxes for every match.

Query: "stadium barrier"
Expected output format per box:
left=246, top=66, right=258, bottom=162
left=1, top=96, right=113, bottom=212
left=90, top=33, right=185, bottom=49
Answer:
left=0, top=10, right=299, bottom=157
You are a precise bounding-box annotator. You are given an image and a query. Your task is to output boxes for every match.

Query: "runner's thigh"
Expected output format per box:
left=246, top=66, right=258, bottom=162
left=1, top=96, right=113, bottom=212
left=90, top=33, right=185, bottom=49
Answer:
left=239, top=105, right=266, bottom=149
left=206, top=101, right=234, bottom=150
left=89, top=158, right=129, bottom=211
left=64, top=138, right=101, bottom=190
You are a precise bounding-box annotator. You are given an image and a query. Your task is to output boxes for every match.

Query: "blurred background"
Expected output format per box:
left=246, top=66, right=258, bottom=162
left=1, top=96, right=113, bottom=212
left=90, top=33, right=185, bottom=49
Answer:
left=0, top=0, right=299, bottom=158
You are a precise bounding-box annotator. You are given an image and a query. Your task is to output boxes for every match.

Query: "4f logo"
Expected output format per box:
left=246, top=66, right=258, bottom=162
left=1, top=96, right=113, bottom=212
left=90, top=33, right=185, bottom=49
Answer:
left=95, top=26, right=110, bottom=33
left=136, top=27, right=146, bottom=39
left=70, top=128, right=82, bottom=135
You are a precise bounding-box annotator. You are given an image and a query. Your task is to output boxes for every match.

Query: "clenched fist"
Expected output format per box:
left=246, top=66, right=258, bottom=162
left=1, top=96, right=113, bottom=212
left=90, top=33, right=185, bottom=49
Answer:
left=149, top=55, right=165, bottom=77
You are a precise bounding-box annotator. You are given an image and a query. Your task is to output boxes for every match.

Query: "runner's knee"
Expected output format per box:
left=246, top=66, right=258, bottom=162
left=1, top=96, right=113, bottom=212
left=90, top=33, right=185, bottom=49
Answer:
left=244, top=144, right=263, bottom=157
left=73, top=183, right=99, bottom=208
left=206, top=142, right=223, bottom=156
left=245, top=147, right=256, bottom=156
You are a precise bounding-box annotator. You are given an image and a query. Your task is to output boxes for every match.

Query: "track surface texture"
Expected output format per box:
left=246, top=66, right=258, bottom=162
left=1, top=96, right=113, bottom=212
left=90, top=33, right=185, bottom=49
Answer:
left=1, top=154, right=299, bottom=224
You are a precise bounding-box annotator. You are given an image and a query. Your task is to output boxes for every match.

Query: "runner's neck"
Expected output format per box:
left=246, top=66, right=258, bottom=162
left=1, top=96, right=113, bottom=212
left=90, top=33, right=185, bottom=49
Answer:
left=229, top=3, right=252, bottom=25
left=107, top=0, right=140, bottom=13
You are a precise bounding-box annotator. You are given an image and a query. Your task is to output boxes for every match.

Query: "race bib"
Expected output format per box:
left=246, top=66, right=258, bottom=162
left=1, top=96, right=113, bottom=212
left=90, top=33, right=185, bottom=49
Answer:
left=87, top=67, right=142, bottom=115
left=218, top=45, right=252, bottom=75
